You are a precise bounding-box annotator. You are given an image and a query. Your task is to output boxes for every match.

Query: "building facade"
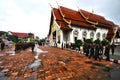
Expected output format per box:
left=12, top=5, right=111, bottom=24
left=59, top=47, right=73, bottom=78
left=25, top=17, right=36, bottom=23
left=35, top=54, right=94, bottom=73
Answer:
left=48, top=6, right=117, bottom=47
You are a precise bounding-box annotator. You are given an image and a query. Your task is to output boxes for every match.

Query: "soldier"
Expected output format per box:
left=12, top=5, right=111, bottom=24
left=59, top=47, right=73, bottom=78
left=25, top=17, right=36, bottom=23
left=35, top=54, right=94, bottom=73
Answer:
left=94, top=44, right=99, bottom=60
left=99, top=44, right=103, bottom=61
left=89, top=43, right=95, bottom=59
left=83, top=42, right=87, bottom=54
left=31, top=42, right=35, bottom=52
left=1, top=38, right=5, bottom=50
left=85, top=43, right=90, bottom=57
left=110, top=43, right=115, bottom=55
left=104, top=44, right=110, bottom=61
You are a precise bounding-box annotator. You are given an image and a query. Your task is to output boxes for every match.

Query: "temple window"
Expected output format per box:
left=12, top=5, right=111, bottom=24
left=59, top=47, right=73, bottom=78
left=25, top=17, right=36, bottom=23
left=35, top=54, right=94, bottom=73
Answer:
left=73, top=29, right=79, bottom=37
left=90, top=31, right=94, bottom=39
left=96, top=32, right=100, bottom=39
left=102, top=33, right=106, bottom=39
left=82, top=31, right=87, bottom=37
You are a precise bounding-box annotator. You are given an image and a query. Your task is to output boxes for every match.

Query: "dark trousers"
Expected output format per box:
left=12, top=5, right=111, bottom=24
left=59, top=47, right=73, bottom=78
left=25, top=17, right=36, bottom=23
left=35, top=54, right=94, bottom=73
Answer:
left=1, top=43, right=5, bottom=50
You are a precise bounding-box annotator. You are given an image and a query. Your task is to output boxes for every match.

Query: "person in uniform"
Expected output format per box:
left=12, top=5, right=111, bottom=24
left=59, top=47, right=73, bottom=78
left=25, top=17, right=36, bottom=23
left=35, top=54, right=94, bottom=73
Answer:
left=104, top=44, right=110, bottom=61
left=94, top=44, right=99, bottom=60
left=89, top=43, right=95, bottom=59
left=1, top=38, right=5, bottom=50
left=111, top=43, right=115, bottom=55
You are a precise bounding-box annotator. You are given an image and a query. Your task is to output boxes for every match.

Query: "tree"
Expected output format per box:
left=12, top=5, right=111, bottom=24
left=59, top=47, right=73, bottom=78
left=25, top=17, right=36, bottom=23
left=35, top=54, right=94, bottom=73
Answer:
left=8, top=35, right=19, bottom=43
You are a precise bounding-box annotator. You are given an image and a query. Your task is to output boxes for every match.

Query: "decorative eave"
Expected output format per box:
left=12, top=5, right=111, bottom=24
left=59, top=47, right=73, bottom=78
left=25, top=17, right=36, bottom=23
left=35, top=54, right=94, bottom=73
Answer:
left=79, top=10, right=98, bottom=25
left=59, top=7, right=71, bottom=24
left=57, top=4, right=71, bottom=25
left=56, top=21, right=72, bottom=30
left=63, top=18, right=71, bottom=24
left=49, top=3, right=53, bottom=9
left=86, top=19, right=98, bottom=25
left=79, top=9, right=89, bottom=19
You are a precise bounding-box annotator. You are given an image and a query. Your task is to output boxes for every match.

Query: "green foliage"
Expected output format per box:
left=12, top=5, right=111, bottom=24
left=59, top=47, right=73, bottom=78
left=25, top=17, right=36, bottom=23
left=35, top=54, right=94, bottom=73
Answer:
left=101, top=39, right=109, bottom=46
left=94, top=39, right=101, bottom=44
left=29, top=37, right=35, bottom=42
left=8, top=35, right=19, bottom=43
left=75, top=39, right=82, bottom=46
left=0, top=31, right=8, bottom=36
left=85, top=39, right=93, bottom=43
left=18, top=39, right=24, bottom=42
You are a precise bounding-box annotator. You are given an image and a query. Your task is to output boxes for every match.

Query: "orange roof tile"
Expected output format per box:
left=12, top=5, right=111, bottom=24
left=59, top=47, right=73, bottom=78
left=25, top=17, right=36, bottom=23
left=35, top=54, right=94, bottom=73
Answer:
left=48, top=6, right=116, bottom=36
left=106, top=29, right=115, bottom=39
left=80, top=9, right=115, bottom=28
left=59, top=6, right=85, bottom=22
left=56, top=21, right=72, bottom=30
left=53, top=8, right=63, bottom=20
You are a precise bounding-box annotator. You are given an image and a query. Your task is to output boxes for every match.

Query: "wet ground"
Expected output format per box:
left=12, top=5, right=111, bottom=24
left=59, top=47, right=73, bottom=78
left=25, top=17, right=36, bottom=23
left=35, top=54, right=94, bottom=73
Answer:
left=0, top=45, right=120, bottom=80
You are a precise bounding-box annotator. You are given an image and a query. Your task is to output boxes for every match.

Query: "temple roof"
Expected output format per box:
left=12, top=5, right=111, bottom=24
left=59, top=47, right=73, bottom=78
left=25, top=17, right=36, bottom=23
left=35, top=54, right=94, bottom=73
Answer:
left=48, top=6, right=116, bottom=36
left=11, top=32, right=34, bottom=38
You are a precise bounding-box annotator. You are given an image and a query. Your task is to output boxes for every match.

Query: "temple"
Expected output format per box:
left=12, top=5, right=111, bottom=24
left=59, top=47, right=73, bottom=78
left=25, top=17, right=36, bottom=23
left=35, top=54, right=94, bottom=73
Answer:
left=48, top=5, right=119, bottom=47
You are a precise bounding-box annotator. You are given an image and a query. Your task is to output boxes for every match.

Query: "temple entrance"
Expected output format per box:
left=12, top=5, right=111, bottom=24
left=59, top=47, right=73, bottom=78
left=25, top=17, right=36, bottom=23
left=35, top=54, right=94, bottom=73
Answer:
left=52, top=31, right=57, bottom=47
left=62, top=30, right=70, bottom=48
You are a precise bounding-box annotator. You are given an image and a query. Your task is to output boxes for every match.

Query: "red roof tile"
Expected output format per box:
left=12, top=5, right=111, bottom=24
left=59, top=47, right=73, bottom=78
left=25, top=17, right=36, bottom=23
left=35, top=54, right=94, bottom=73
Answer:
left=53, top=8, right=63, bottom=20
left=69, top=19, right=96, bottom=29
left=59, top=6, right=85, bottom=22
left=106, top=29, right=115, bottom=38
left=80, top=10, right=115, bottom=28
left=53, top=6, right=96, bottom=30
left=56, top=21, right=72, bottom=30
left=11, top=32, right=34, bottom=38
left=48, top=6, right=116, bottom=36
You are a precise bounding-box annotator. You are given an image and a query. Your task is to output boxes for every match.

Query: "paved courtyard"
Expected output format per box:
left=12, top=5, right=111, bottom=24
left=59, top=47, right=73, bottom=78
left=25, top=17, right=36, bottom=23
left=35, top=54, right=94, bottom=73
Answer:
left=0, top=45, right=120, bottom=80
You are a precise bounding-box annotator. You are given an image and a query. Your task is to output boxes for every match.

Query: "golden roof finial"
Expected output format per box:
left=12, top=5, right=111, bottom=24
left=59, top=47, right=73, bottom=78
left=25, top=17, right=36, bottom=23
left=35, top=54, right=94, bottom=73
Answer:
left=56, top=1, right=59, bottom=8
left=77, top=6, right=80, bottom=11
left=49, top=3, right=53, bottom=8
left=92, top=9, right=94, bottom=14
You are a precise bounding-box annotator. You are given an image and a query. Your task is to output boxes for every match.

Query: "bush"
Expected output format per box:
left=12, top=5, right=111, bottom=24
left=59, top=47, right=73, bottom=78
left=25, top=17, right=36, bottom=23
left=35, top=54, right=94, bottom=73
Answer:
left=85, top=39, right=93, bottom=43
left=75, top=39, right=82, bottom=46
left=101, top=39, right=109, bottom=46
left=8, top=35, right=19, bottom=43
left=94, top=39, right=101, bottom=44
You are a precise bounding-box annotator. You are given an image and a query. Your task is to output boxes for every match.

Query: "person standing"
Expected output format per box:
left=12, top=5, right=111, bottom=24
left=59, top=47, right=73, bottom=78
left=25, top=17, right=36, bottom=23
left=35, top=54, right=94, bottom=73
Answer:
left=99, top=44, right=103, bottom=61
left=86, top=43, right=90, bottom=56
left=111, top=43, right=115, bottom=55
left=94, top=44, right=99, bottom=60
left=104, top=44, right=110, bottom=61
left=89, top=43, right=95, bottom=59
left=1, top=38, right=5, bottom=50
left=31, top=42, right=35, bottom=53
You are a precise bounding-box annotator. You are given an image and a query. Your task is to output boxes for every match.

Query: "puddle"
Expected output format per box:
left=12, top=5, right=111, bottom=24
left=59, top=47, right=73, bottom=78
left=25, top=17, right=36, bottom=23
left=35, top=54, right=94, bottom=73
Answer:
left=28, top=59, right=42, bottom=69
left=0, top=54, right=4, bottom=57
left=0, top=61, right=3, bottom=64
left=110, top=69, right=120, bottom=80
left=6, top=51, right=15, bottom=56
left=28, top=48, right=46, bottom=70
left=0, top=72, right=9, bottom=80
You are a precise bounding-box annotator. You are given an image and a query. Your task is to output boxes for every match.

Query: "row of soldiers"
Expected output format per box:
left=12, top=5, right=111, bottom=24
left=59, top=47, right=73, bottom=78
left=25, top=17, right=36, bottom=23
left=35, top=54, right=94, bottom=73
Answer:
left=83, top=42, right=115, bottom=61
left=15, top=42, right=35, bottom=52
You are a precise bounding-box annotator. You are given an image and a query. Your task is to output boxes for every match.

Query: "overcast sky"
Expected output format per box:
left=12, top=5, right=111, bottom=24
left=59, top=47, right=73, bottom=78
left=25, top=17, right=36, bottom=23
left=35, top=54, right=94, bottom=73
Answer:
left=0, top=0, right=120, bottom=38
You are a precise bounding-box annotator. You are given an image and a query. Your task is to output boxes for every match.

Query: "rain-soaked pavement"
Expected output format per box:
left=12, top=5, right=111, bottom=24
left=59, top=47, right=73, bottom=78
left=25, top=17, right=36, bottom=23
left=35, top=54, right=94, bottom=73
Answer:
left=0, top=45, right=120, bottom=80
